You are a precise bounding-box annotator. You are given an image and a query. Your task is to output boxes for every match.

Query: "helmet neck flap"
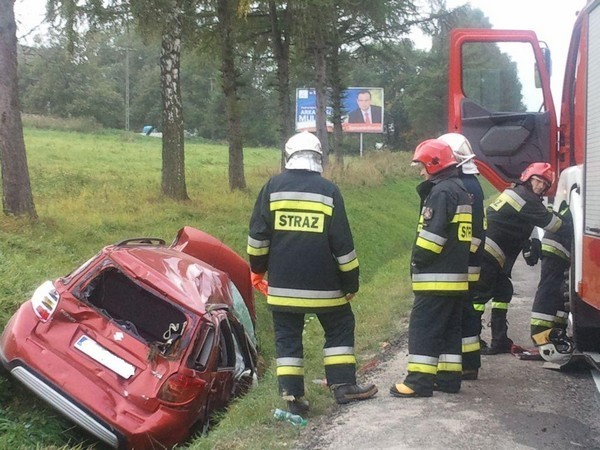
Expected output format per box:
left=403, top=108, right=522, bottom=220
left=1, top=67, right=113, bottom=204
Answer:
left=285, top=151, right=323, bottom=173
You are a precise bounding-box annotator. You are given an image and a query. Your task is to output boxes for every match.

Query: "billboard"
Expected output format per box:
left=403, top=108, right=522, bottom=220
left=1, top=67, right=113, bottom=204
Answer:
left=295, top=87, right=384, bottom=134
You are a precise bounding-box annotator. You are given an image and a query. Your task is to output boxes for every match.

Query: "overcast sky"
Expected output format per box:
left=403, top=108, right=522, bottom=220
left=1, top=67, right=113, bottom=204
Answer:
left=443, top=0, right=585, bottom=101
left=14, top=0, right=587, bottom=106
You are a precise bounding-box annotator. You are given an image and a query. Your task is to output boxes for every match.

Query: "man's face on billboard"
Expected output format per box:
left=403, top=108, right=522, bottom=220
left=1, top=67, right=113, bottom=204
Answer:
left=357, top=92, right=371, bottom=111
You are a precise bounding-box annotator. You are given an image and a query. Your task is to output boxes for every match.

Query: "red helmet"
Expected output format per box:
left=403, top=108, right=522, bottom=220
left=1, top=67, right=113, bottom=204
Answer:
left=412, top=139, right=458, bottom=175
left=520, top=162, right=555, bottom=186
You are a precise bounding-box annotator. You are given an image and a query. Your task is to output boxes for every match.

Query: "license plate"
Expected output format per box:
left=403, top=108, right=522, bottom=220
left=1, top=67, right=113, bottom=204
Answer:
left=75, top=335, right=135, bottom=379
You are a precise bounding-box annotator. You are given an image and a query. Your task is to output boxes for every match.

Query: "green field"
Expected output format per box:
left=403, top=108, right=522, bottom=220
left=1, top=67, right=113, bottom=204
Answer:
left=0, top=128, right=421, bottom=449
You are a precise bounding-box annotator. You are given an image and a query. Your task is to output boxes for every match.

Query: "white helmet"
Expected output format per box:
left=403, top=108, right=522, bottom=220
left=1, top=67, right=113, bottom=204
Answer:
left=437, top=133, right=479, bottom=174
left=538, top=328, right=574, bottom=366
left=284, top=132, right=323, bottom=173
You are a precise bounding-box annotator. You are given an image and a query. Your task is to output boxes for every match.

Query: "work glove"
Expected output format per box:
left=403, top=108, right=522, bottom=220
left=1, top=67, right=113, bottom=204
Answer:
left=522, top=238, right=541, bottom=266
left=251, top=272, right=268, bottom=296
left=558, top=201, right=570, bottom=216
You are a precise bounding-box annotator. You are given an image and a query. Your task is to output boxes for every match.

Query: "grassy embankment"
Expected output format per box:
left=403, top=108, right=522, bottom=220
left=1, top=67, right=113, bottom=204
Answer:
left=0, top=126, right=420, bottom=449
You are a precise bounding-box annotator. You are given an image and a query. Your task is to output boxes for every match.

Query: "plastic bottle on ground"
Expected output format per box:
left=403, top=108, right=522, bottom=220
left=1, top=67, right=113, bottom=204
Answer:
left=273, top=408, right=308, bottom=426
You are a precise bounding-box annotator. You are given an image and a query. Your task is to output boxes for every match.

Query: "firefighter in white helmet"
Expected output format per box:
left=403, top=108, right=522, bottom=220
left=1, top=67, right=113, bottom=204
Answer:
left=438, top=133, right=485, bottom=381
left=247, top=131, right=377, bottom=414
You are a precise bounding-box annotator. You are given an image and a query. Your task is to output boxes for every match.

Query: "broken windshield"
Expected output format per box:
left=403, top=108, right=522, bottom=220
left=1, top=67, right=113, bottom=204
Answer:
left=78, top=267, right=188, bottom=356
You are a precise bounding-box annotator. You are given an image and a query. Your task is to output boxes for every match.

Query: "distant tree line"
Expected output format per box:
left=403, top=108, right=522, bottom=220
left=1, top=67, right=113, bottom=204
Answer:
left=16, top=3, right=504, bottom=153
left=2, top=0, right=521, bottom=217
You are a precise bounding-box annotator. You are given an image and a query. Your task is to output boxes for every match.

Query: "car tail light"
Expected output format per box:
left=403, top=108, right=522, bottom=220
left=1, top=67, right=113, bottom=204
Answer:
left=30, top=281, right=60, bottom=322
left=158, top=372, right=207, bottom=405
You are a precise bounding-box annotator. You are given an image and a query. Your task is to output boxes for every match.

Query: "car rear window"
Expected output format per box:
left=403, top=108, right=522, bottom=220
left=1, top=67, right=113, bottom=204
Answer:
left=79, top=267, right=187, bottom=351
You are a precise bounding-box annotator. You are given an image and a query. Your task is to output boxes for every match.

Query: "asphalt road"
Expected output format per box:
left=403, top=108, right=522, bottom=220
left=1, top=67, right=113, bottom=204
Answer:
left=297, top=257, right=600, bottom=449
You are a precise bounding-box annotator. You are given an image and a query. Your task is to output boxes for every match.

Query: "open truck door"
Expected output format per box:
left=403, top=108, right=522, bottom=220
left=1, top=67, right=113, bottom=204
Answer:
left=448, top=29, right=559, bottom=194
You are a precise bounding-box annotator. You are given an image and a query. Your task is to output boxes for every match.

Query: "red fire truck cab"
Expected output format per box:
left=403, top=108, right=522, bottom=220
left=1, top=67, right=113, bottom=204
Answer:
left=447, top=0, right=600, bottom=368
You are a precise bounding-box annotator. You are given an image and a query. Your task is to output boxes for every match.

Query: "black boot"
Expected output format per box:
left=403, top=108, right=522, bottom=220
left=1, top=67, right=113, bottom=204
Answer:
left=479, top=338, right=489, bottom=350
left=287, top=397, right=310, bottom=415
left=481, top=309, right=513, bottom=355
left=332, top=383, right=378, bottom=404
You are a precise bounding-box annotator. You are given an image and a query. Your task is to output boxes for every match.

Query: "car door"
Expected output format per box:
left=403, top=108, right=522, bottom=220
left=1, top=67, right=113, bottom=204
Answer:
left=188, top=322, right=218, bottom=425
left=448, top=29, right=558, bottom=193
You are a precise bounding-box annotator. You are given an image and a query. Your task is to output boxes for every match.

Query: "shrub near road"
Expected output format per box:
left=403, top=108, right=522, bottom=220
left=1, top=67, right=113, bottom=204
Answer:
left=0, top=127, right=419, bottom=449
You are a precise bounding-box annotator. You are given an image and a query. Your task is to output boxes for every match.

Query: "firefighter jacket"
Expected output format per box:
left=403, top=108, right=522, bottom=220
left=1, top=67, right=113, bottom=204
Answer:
left=484, top=183, right=563, bottom=274
left=460, top=173, right=486, bottom=284
left=411, top=168, right=472, bottom=296
left=541, top=204, right=572, bottom=262
left=247, top=169, right=359, bottom=313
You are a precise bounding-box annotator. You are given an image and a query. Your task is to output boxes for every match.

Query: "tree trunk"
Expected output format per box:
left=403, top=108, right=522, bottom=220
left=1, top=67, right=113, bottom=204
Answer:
left=269, top=0, right=293, bottom=171
left=0, top=0, right=37, bottom=219
left=329, top=39, right=345, bottom=166
left=160, top=2, right=188, bottom=200
left=313, top=43, right=329, bottom=167
left=218, top=0, right=246, bottom=191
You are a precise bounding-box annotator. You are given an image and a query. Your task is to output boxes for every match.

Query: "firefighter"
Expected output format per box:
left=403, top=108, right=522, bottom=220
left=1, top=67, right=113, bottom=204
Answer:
left=472, top=162, right=563, bottom=355
left=438, top=133, right=485, bottom=381
left=247, top=131, right=377, bottom=415
left=390, top=139, right=472, bottom=398
left=530, top=202, right=573, bottom=346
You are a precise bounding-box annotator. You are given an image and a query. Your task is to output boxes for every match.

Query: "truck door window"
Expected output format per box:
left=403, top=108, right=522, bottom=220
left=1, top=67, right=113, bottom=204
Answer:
left=462, top=42, right=544, bottom=113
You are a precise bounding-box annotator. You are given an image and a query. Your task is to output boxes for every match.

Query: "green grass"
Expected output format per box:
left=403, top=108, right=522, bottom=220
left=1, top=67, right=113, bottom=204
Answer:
left=0, top=128, right=420, bottom=449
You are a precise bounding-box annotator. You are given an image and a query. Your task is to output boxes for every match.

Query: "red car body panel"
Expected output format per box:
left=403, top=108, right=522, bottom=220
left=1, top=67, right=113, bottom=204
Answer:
left=0, top=227, right=257, bottom=449
left=109, top=246, right=231, bottom=315
left=172, top=226, right=256, bottom=322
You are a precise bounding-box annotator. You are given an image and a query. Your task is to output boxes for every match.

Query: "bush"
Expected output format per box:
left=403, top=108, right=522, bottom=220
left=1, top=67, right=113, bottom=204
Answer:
left=21, top=114, right=104, bottom=133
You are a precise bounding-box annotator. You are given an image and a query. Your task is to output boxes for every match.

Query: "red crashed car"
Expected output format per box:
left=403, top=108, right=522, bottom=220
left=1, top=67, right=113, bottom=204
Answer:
left=0, top=227, right=258, bottom=449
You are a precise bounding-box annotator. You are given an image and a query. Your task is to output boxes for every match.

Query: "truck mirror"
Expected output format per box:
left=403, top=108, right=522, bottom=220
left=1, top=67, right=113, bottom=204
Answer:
left=533, top=47, right=552, bottom=89
left=542, top=46, right=552, bottom=78
left=535, top=45, right=552, bottom=88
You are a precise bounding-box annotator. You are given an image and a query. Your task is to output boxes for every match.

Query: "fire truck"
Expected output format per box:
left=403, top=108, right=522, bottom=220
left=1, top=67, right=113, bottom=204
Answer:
left=447, top=0, right=600, bottom=368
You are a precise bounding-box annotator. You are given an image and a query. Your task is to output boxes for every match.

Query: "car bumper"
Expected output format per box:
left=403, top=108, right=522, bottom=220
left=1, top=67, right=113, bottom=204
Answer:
left=0, top=345, right=8, bottom=372
left=9, top=363, right=122, bottom=448
left=0, top=305, right=194, bottom=449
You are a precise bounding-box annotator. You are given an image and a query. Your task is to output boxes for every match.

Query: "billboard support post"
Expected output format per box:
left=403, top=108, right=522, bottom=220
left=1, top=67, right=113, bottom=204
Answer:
left=360, top=133, right=363, bottom=157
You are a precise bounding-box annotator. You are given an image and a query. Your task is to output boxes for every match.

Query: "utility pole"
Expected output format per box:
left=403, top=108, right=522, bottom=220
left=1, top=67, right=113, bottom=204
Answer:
left=125, top=44, right=130, bottom=131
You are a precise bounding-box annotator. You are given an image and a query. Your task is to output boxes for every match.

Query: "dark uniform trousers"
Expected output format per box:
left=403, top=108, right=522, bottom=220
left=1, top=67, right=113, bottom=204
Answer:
left=459, top=174, right=486, bottom=373
left=463, top=253, right=514, bottom=348
left=530, top=220, right=571, bottom=340
left=470, top=256, right=514, bottom=335
left=461, top=297, right=482, bottom=371
left=405, top=294, right=464, bottom=395
left=273, top=303, right=356, bottom=398
left=530, top=255, right=570, bottom=338
left=531, top=232, right=571, bottom=344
